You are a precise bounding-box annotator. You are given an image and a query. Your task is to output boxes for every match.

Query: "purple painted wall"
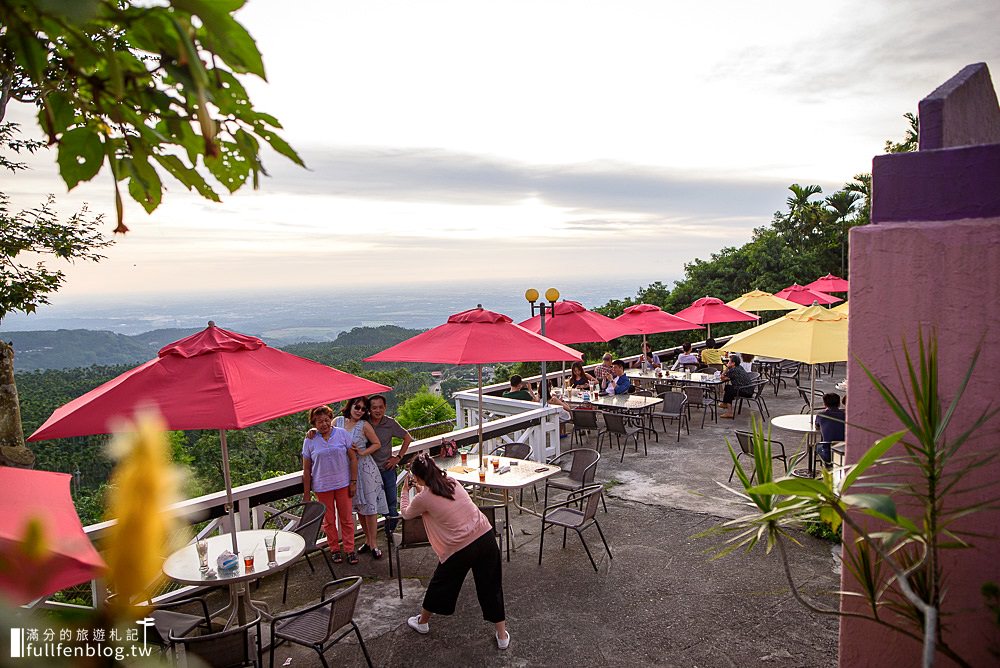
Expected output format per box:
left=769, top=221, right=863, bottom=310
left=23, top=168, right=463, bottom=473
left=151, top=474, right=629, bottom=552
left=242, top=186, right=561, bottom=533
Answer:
left=841, top=64, right=1000, bottom=667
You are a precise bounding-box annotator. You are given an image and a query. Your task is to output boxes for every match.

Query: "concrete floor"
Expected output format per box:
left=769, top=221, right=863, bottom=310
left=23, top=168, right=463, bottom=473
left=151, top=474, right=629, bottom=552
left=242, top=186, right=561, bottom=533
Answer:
left=204, top=369, right=846, bottom=667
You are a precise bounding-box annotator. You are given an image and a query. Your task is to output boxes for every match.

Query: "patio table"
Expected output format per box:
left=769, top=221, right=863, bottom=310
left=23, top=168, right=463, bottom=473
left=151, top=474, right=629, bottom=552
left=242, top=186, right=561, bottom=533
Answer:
left=163, top=529, right=305, bottom=628
left=439, top=454, right=561, bottom=561
left=627, top=369, right=723, bottom=423
left=770, top=413, right=820, bottom=478
left=563, top=390, right=663, bottom=438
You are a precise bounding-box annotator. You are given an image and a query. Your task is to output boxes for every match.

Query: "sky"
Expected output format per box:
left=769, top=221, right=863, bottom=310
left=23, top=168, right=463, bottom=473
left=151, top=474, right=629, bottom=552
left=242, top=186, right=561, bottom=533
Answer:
left=4, top=0, right=1000, bottom=304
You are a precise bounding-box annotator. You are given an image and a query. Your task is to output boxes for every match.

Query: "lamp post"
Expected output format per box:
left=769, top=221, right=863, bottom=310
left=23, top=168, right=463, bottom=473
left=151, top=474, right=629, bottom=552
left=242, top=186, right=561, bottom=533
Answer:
left=525, top=287, right=559, bottom=405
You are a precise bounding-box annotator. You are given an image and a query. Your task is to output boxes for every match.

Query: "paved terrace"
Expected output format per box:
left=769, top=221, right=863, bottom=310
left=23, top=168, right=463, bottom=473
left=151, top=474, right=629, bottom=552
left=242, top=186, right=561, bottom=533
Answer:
left=195, top=369, right=845, bottom=667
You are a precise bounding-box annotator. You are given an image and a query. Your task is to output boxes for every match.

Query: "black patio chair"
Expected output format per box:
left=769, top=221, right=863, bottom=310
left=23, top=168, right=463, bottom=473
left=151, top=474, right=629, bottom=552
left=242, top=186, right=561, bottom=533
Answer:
left=385, top=511, right=432, bottom=599
left=774, top=361, right=801, bottom=395
left=268, top=577, right=373, bottom=668
left=107, top=591, right=213, bottom=655
left=489, top=441, right=533, bottom=460
left=544, top=447, right=606, bottom=513
left=538, top=485, right=613, bottom=572
left=653, top=392, right=689, bottom=442
left=797, top=385, right=825, bottom=413
left=681, top=385, right=715, bottom=428
left=570, top=408, right=604, bottom=448
left=730, top=430, right=787, bottom=483
left=260, top=501, right=335, bottom=603
left=735, top=379, right=770, bottom=418
left=600, top=411, right=646, bottom=464
left=171, top=612, right=262, bottom=668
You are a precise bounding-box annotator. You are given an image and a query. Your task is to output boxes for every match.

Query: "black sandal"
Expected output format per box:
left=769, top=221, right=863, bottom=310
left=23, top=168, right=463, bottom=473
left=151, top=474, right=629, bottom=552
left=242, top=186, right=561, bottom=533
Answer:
left=371, top=547, right=383, bottom=560
left=332, top=551, right=343, bottom=564
left=347, top=551, right=359, bottom=565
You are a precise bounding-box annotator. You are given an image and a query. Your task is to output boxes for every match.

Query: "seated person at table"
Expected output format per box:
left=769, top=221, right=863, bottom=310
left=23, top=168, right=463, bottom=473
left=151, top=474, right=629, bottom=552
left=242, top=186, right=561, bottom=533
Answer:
left=607, top=360, right=632, bottom=395
left=740, top=353, right=755, bottom=372
left=815, top=393, right=846, bottom=465
left=671, top=342, right=700, bottom=370
left=699, top=338, right=725, bottom=370
left=593, top=352, right=615, bottom=391
left=568, top=361, right=596, bottom=388
left=502, top=375, right=536, bottom=401
left=544, top=384, right=574, bottom=434
left=719, top=354, right=753, bottom=419
left=631, top=342, right=661, bottom=369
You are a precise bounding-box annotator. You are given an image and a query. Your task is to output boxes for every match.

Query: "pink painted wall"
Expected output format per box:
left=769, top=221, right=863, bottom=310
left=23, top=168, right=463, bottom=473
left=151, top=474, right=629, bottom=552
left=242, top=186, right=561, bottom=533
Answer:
left=841, top=64, right=1000, bottom=667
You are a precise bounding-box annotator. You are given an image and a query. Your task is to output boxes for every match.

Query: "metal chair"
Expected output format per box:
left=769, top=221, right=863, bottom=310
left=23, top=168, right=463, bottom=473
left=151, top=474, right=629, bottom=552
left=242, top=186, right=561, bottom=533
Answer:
left=268, top=577, right=373, bottom=668
left=489, top=441, right=533, bottom=460
left=730, top=430, right=787, bottom=483
left=477, top=503, right=507, bottom=561
left=653, top=392, right=690, bottom=441
left=108, top=592, right=212, bottom=654
left=600, top=411, right=646, bottom=463
left=543, top=448, right=605, bottom=513
left=261, top=501, right=335, bottom=603
left=171, top=612, right=262, bottom=668
left=538, top=485, right=613, bottom=572
left=570, top=408, right=604, bottom=448
left=774, top=361, right=801, bottom=395
left=735, top=379, right=770, bottom=418
left=385, top=512, right=432, bottom=599
left=681, top=385, right=715, bottom=428
left=797, top=385, right=825, bottom=414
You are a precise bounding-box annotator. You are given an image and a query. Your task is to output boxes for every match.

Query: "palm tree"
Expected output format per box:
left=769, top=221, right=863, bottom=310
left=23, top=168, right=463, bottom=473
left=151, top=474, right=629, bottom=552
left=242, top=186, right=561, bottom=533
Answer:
left=825, top=190, right=861, bottom=276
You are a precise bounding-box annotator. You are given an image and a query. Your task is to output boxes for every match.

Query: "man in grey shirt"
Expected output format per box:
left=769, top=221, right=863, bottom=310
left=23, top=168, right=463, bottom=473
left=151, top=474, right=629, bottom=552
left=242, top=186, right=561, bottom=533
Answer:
left=367, top=394, right=413, bottom=532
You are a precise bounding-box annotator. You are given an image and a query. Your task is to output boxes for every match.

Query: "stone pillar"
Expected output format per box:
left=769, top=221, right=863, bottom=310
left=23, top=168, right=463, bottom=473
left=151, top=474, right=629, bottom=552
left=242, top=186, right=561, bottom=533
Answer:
left=840, top=63, right=1000, bottom=667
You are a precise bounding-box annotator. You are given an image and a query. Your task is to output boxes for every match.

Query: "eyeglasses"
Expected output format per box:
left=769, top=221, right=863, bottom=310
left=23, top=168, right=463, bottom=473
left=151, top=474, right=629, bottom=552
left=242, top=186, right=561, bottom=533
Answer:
left=352, top=405, right=365, bottom=411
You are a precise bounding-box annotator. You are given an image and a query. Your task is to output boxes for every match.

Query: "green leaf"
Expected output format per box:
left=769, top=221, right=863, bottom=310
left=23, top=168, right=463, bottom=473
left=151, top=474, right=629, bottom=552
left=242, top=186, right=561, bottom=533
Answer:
left=842, top=494, right=898, bottom=523
left=256, top=127, right=305, bottom=168
left=174, top=0, right=266, bottom=78
left=57, top=127, right=105, bottom=189
left=841, top=431, right=905, bottom=491
left=39, top=92, right=76, bottom=138
left=152, top=153, right=222, bottom=202
left=749, top=478, right=829, bottom=499
left=124, top=151, right=163, bottom=214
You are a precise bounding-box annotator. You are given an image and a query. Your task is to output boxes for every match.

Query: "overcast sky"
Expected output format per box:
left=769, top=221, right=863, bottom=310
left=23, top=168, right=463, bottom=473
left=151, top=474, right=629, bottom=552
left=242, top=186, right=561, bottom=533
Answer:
left=4, top=0, right=999, bottom=302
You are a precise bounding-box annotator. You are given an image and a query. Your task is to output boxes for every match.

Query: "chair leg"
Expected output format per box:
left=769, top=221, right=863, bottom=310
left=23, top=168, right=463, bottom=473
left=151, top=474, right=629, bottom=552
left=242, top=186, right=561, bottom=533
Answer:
left=303, top=551, right=316, bottom=573
left=282, top=568, right=290, bottom=604
left=600, top=489, right=608, bottom=513
left=577, top=529, right=599, bottom=572
left=594, top=520, right=613, bottom=561
left=538, top=522, right=546, bottom=565
left=354, top=623, right=374, bottom=668
left=562, top=527, right=568, bottom=548
left=321, top=548, right=337, bottom=579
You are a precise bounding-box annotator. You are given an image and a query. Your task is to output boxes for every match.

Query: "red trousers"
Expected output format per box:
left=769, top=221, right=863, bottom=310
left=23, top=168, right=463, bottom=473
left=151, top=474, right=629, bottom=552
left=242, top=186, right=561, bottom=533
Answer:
left=315, top=487, right=355, bottom=553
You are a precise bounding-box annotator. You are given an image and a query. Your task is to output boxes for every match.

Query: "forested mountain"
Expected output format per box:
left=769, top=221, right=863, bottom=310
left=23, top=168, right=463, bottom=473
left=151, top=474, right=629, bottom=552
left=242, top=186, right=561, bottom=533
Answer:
left=2, top=328, right=202, bottom=371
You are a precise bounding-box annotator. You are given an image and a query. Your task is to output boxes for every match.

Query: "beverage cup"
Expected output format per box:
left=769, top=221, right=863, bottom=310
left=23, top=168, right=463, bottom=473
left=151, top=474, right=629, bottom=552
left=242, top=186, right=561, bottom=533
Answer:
left=492, top=457, right=500, bottom=471
left=460, top=451, right=468, bottom=466
left=196, top=539, right=209, bottom=572
left=478, top=467, right=487, bottom=482
left=243, top=553, right=254, bottom=571
left=264, top=536, right=277, bottom=566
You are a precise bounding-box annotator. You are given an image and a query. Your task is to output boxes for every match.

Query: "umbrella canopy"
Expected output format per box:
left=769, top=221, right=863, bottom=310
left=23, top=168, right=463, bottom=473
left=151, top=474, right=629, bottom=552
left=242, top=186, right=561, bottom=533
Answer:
left=0, top=469, right=106, bottom=605
left=725, top=290, right=801, bottom=312
left=366, top=307, right=582, bottom=465
left=805, top=273, right=849, bottom=293
left=832, top=301, right=849, bottom=314
left=673, top=296, right=758, bottom=339
left=29, top=324, right=390, bottom=438
left=775, top=283, right=842, bottom=306
left=613, top=303, right=704, bottom=335
left=366, top=307, right=582, bottom=365
left=28, top=323, right=390, bottom=553
left=723, top=304, right=848, bottom=365
left=518, top=300, right=631, bottom=345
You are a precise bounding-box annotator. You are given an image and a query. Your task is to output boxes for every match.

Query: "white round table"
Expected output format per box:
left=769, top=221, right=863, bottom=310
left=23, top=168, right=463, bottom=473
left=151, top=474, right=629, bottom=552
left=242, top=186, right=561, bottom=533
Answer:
left=163, top=529, right=304, bottom=627
left=770, top=414, right=819, bottom=477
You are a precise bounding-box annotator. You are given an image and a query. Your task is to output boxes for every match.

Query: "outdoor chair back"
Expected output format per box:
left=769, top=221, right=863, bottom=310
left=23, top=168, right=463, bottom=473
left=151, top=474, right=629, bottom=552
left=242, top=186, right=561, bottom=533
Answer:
left=543, top=448, right=606, bottom=513
left=681, top=385, right=715, bottom=428
left=538, top=484, right=613, bottom=572
left=735, top=379, right=770, bottom=418
left=570, top=408, right=603, bottom=448
left=654, top=391, right=690, bottom=441
left=170, top=612, right=261, bottom=668
left=268, top=576, right=373, bottom=668
left=386, top=511, right=432, bottom=599
left=797, top=385, right=825, bottom=413
left=600, top=411, right=646, bottom=462
left=261, top=501, right=335, bottom=603
left=490, top=442, right=532, bottom=460
left=730, top=430, right=787, bottom=484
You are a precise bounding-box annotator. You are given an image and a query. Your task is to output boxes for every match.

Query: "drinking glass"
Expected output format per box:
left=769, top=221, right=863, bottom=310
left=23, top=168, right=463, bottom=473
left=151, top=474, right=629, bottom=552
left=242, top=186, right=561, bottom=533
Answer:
left=264, top=535, right=277, bottom=566
left=196, top=539, right=209, bottom=572
left=243, top=553, right=254, bottom=570
left=460, top=450, right=468, bottom=466
left=478, top=467, right=487, bottom=482
left=492, top=457, right=500, bottom=471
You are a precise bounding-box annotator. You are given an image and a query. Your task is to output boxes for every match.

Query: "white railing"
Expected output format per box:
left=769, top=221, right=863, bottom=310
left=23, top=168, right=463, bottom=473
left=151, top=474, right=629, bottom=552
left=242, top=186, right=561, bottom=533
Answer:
left=50, top=405, right=562, bottom=613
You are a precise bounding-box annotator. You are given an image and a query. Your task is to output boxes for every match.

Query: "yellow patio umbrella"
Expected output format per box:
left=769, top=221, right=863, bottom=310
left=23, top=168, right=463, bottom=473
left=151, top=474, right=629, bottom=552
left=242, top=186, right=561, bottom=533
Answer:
left=831, top=301, right=849, bottom=314
left=723, top=303, right=848, bottom=415
left=725, top=289, right=801, bottom=313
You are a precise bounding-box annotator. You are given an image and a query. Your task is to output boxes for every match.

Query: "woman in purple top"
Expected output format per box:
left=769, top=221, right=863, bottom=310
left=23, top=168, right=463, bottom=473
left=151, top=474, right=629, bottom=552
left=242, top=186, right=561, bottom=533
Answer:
left=302, top=405, right=358, bottom=564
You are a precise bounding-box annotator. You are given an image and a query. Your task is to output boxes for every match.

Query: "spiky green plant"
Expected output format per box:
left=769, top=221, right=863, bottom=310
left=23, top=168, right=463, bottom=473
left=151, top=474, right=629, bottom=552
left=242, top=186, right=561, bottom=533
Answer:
left=703, top=331, right=999, bottom=668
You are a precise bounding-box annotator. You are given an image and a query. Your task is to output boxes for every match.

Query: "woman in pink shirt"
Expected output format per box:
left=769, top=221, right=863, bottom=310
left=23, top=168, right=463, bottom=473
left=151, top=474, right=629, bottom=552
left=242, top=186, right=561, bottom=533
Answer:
left=401, top=453, right=510, bottom=650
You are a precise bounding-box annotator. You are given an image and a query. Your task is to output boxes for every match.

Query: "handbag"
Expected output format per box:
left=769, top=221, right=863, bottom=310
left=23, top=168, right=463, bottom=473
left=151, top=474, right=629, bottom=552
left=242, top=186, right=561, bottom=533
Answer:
left=438, top=439, right=458, bottom=458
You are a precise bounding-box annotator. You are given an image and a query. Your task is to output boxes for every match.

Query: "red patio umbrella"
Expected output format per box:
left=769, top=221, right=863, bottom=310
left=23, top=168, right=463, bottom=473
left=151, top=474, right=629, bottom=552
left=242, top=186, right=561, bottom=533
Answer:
left=775, top=283, right=842, bottom=306
left=804, top=273, right=849, bottom=293
left=365, top=306, right=582, bottom=465
left=29, top=323, right=390, bottom=552
left=613, top=304, right=704, bottom=363
left=0, top=468, right=106, bottom=606
left=518, top=300, right=631, bottom=345
left=673, top=297, right=758, bottom=339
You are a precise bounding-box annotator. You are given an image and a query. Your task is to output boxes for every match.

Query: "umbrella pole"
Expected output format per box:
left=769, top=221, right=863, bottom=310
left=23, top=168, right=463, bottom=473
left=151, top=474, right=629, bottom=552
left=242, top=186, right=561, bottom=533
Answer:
left=477, top=365, right=484, bottom=468
left=219, top=429, right=240, bottom=554
left=706, top=323, right=711, bottom=340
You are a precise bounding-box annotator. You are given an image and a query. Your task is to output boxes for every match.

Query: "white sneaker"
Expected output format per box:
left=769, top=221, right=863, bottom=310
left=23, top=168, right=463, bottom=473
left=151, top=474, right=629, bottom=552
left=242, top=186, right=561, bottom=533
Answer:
left=407, top=615, right=429, bottom=635
left=496, top=629, right=510, bottom=650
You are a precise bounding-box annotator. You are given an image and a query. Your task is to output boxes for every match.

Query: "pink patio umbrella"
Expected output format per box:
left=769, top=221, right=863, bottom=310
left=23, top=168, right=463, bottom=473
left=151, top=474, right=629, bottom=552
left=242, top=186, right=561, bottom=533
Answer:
left=29, top=322, right=391, bottom=553
left=804, top=273, right=849, bottom=293
left=673, top=297, right=758, bottom=339
left=775, top=283, right=843, bottom=306
left=0, top=468, right=106, bottom=605
left=518, top=300, right=631, bottom=345
left=366, top=306, right=582, bottom=465
left=613, top=303, right=704, bottom=364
